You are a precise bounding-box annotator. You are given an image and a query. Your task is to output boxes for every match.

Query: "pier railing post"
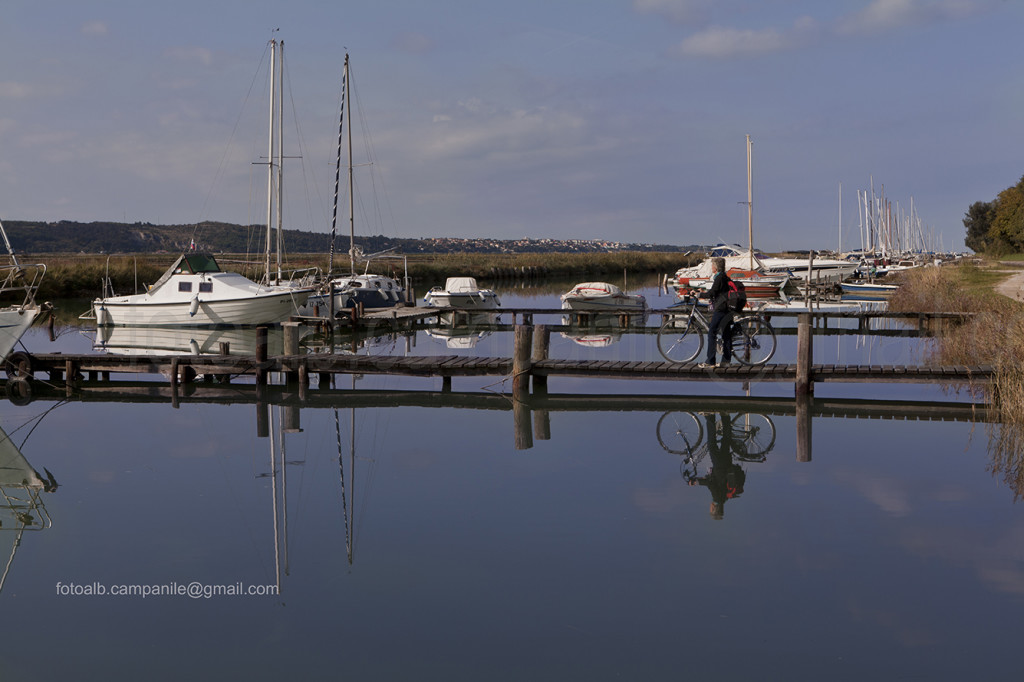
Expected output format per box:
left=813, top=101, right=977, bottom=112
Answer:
left=531, top=324, right=550, bottom=394
left=512, top=324, right=533, bottom=400
left=796, top=313, right=813, bottom=396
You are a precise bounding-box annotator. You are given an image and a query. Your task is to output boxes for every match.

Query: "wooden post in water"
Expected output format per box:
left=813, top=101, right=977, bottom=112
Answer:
left=512, top=324, right=533, bottom=400
left=796, top=313, right=813, bottom=396
left=795, top=394, right=812, bottom=462
left=256, top=325, right=269, bottom=385
left=283, top=321, right=301, bottom=385
left=513, top=397, right=533, bottom=450
left=531, top=324, right=550, bottom=394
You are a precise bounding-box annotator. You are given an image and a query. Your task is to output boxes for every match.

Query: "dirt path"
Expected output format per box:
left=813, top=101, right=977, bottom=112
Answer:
left=994, top=267, right=1024, bottom=302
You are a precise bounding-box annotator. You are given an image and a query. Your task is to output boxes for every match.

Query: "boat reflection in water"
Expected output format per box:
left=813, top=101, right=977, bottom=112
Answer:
left=559, top=312, right=649, bottom=348
left=657, top=410, right=776, bottom=520
left=92, top=324, right=312, bottom=357
left=0, top=420, right=56, bottom=594
left=425, top=312, right=500, bottom=350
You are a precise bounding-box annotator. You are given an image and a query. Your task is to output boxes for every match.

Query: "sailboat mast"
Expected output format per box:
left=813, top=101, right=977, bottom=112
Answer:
left=746, top=134, right=754, bottom=270
left=276, top=41, right=285, bottom=282
left=328, top=55, right=347, bottom=277
left=346, top=55, right=355, bottom=275
left=264, top=39, right=276, bottom=282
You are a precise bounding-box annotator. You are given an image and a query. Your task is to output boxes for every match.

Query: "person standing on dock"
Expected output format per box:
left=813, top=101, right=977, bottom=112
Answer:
left=698, top=257, right=734, bottom=368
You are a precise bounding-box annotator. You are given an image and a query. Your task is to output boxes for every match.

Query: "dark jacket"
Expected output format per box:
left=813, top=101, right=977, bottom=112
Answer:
left=707, top=271, right=731, bottom=311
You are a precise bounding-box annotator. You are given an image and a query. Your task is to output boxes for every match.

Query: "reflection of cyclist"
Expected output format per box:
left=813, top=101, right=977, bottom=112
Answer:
left=690, top=413, right=746, bottom=519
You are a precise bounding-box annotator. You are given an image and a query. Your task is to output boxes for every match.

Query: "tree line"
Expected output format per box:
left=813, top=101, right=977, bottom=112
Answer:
left=963, top=175, right=1024, bottom=254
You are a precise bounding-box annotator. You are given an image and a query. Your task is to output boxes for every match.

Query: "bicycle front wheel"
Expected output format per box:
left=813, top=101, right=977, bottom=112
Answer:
left=729, top=315, right=776, bottom=366
left=657, top=316, right=704, bottom=364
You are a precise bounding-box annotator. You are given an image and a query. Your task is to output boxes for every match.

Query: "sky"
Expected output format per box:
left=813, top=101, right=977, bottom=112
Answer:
left=2, top=0, right=1021, bottom=253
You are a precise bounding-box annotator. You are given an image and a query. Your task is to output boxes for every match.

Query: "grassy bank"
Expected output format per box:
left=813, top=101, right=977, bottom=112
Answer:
left=31, top=251, right=699, bottom=300
left=889, top=261, right=1024, bottom=496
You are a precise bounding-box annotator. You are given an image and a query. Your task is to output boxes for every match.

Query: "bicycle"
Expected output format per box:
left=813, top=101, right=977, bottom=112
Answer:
left=655, top=410, right=776, bottom=480
left=656, top=293, right=776, bottom=365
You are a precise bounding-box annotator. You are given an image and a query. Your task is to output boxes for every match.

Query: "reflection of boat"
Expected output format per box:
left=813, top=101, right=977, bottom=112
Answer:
left=92, top=324, right=309, bottom=356
left=0, top=218, right=46, bottom=362
left=559, top=312, right=648, bottom=348
left=90, top=253, right=311, bottom=327
left=0, top=421, right=56, bottom=594
left=839, top=281, right=899, bottom=296
left=560, top=282, right=646, bottom=312
left=424, top=277, right=500, bottom=309
left=425, top=312, right=499, bottom=349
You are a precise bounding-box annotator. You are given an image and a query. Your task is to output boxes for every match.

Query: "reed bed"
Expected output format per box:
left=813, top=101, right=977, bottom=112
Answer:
left=890, top=262, right=1024, bottom=498
left=31, top=251, right=698, bottom=299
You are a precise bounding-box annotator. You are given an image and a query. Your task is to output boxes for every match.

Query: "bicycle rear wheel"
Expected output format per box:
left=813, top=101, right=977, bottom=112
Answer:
left=729, top=315, right=776, bottom=365
left=656, top=410, right=704, bottom=455
left=657, top=316, right=704, bottom=364
left=728, top=413, right=776, bottom=458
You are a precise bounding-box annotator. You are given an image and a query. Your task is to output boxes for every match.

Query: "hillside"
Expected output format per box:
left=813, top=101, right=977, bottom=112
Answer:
left=3, top=220, right=689, bottom=256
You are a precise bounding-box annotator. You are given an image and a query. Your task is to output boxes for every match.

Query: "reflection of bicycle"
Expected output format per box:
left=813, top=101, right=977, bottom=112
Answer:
left=656, top=411, right=776, bottom=479
left=656, top=294, right=776, bottom=365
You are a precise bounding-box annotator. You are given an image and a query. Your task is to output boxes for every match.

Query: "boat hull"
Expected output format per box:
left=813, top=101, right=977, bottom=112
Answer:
left=423, top=291, right=501, bottom=309
left=0, top=305, right=40, bottom=361
left=93, top=289, right=310, bottom=327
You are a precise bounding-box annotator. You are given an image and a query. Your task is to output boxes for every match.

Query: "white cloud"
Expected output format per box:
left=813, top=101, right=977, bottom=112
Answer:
left=81, top=21, right=108, bottom=37
left=632, top=0, right=711, bottom=24
left=673, top=16, right=818, bottom=57
left=836, top=0, right=984, bottom=35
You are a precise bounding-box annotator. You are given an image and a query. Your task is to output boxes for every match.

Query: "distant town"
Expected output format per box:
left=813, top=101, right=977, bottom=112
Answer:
left=2, top=220, right=692, bottom=255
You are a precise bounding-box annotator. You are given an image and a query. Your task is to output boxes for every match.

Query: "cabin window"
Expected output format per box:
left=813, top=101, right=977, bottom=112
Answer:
left=178, top=282, right=192, bottom=292
left=199, top=282, right=213, bottom=293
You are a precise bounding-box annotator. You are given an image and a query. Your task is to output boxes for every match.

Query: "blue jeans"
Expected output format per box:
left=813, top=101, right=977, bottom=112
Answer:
left=706, top=309, right=734, bottom=364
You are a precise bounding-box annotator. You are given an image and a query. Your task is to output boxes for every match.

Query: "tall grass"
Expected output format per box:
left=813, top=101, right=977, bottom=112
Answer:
left=890, top=263, right=1024, bottom=498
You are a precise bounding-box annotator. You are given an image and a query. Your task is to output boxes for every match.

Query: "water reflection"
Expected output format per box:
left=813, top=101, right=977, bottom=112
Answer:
left=0, top=416, right=57, bottom=594
left=657, top=410, right=775, bottom=519
left=425, top=312, right=500, bottom=349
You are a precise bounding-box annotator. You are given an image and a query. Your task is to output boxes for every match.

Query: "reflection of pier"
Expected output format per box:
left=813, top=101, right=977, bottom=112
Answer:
left=5, top=378, right=992, bottom=462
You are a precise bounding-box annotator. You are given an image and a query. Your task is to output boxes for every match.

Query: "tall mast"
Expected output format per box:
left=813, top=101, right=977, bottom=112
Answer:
left=328, top=55, right=347, bottom=276
left=746, top=134, right=754, bottom=270
left=264, top=39, right=276, bottom=282
left=346, top=55, right=355, bottom=275
left=838, top=182, right=842, bottom=255
left=276, top=41, right=285, bottom=281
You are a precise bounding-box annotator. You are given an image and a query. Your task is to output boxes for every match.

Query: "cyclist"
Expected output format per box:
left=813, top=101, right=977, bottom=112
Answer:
left=690, top=412, right=746, bottom=519
left=697, top=257, right=735, bottom=368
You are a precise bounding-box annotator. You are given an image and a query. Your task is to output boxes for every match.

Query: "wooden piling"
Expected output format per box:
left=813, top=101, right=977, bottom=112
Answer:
left=512, top=324, right=533, bottom=399
left=796, top=394, right=812, bottom=462
left=796, top=313, right=813, bottom=396
left=255, top=325, right=269, bottom=385
left=513, top=397, right=533, bottom=450
left=531, top=324, right=550, bottom=392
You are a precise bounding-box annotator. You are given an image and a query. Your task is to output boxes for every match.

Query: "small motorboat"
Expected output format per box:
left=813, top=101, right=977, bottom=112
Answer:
left=424, top=277, right=500, bottom=309
left=560, top=282, right=646, bottom=312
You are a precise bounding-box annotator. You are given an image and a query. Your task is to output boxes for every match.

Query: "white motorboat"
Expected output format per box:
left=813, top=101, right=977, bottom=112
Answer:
left=0, top=218, right=46, bottom=362
left=424, top=277, right=500, bottom=309
left=560, top=282, right=646, bottom=312
left=91, top=253, right=311, bottom=327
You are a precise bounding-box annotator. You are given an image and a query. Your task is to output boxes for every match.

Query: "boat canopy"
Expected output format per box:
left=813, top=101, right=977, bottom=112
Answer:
left=148, top=253, right=223, bottom=295
left=567, top=282, right=623, bottom=296
left=443, top=277, right=481, bottom=293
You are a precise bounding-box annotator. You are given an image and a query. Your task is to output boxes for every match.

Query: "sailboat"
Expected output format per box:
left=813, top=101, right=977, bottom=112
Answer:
left=0, top=218, right=46, bottom=361
left=307, top=54, right=406, bottom=317
left=89, top=39, right=312, bottom=327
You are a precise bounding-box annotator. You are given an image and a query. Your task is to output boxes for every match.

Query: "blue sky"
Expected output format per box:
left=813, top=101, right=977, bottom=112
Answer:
left=2, top=0, right=1020, bottom=252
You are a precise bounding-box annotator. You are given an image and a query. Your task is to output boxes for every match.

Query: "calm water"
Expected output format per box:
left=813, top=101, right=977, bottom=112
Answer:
left=2, top=283, right=1022, bottom=680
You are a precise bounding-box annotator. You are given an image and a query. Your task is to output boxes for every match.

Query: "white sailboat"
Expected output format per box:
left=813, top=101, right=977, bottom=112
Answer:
left=89, top=39, right=312, bottom=327
left=0, top=218, right=46, bottom=362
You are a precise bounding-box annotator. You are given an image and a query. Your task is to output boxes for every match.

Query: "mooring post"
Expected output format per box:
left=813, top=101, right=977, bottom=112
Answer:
left=255, top=325, right=269, bottom=385
left=512, top=324, right=533, bottom=400
left=531, top=324, right=550, bottom=393
left=283, top=321, right=301, bottom=384
left=513, top=397, right=533, bottom=450
left=533, top=408, right=551, bottom=441
left=796, top=394, right=812, bottom=462
left=796, top=313, right=813, bottom=396
left=256, top=398, right=269, bottom=438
